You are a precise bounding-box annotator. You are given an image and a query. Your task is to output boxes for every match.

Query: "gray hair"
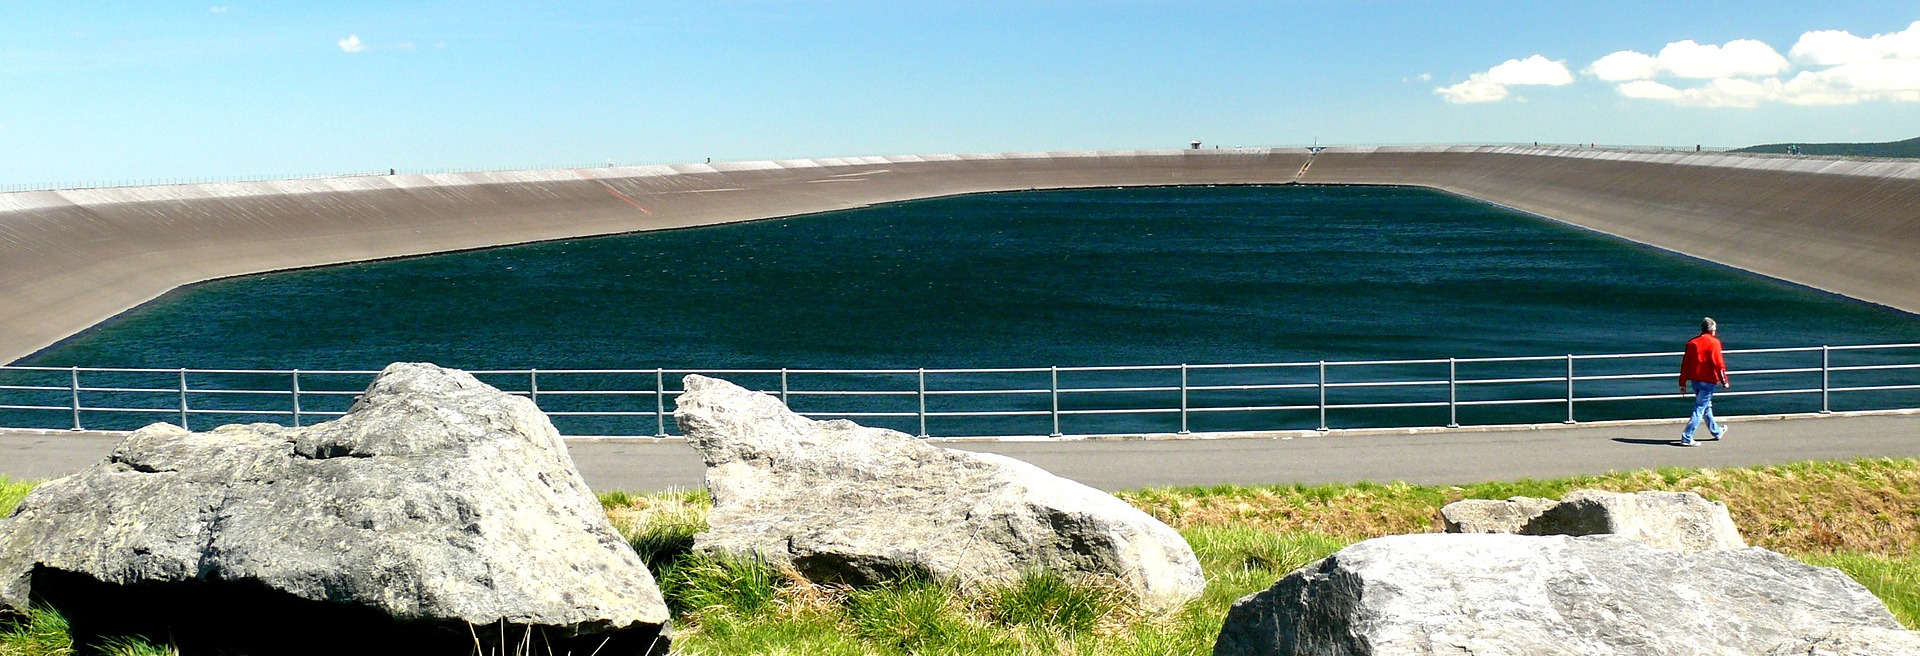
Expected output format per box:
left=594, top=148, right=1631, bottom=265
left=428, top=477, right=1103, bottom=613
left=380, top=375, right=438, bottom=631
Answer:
left=1701, top=317, right=1717, bottom=333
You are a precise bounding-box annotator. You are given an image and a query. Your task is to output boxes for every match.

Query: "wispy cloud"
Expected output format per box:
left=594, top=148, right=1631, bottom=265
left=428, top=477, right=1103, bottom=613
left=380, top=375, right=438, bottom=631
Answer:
left=1435, top=55, right=1573, bottom=103
left=336, top=34, right=366, bottom=54
left=209, top=5, right=228, bottom=14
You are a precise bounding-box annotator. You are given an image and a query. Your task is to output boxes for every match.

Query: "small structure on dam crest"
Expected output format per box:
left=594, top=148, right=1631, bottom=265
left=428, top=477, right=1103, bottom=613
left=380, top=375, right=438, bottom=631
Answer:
left=674, top=374, right=1206, bottom=609
left=0, top=363, right=669, bottom=654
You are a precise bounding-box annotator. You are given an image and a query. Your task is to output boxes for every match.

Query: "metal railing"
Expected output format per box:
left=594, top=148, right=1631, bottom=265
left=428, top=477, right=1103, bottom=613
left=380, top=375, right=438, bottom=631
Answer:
left=2, top=343, right=1916, bottom=438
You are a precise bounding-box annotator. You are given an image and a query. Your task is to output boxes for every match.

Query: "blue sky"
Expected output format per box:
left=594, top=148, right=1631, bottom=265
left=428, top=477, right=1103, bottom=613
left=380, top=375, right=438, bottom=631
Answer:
left=4, top=2, right=1917, bottom=185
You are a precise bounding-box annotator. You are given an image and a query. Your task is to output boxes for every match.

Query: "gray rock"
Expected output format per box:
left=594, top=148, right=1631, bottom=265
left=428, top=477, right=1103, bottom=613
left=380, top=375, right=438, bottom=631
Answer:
left=673, top=374, right=1205, bottom=610
left=1441, top=489, right=1745, bottom=552
left=1439, top=496, right=1554, bottom=533
left=1526, top=489, right=1746, bottom=552
left=0, top=363, right=667, bottom=654
left=1215, top=534, right=1911, bottom=656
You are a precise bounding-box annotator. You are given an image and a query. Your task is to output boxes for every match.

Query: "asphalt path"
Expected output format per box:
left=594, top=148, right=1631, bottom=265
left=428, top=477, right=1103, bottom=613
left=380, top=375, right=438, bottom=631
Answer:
left=4, top=412, right=1915, bottom=493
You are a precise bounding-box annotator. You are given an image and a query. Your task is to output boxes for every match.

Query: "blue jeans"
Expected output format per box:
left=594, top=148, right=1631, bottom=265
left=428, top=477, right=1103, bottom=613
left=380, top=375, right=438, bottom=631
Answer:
left=1683, top=380, right=1725, bottom=440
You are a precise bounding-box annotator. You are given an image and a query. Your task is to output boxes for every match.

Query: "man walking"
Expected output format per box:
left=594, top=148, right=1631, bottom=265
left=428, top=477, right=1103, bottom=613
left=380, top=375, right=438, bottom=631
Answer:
left=1678, top=317, right=1730, bottom=446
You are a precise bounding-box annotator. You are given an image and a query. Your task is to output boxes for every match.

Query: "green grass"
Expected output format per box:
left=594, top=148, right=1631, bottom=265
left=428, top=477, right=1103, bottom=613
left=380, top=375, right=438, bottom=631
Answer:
left=0, top=606, right=176, bottom=656
left=1802, top=553, right=1920, bottom=628
left=0, top=476, right=36, bottom=517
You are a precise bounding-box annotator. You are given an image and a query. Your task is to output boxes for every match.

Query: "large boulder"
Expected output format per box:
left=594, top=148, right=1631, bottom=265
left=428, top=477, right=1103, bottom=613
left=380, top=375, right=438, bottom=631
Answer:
left=1442, top=489, right=1744, bottom=552
left=1215, top=534, right=1911, bottom=656
left=0, top=363, right=668, bottom=655
left=673, top=374, right=1205, bottom=609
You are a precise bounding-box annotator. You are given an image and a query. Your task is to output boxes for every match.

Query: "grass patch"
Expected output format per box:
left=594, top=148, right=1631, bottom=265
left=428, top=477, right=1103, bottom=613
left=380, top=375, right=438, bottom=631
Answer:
left=0, top=476, right=36, bottom=517
left=1802, top=553, right=1920, bottom=628
left=0, top=606, right=177, bottom=656
left=1119, top=457, right=1920, bottom=556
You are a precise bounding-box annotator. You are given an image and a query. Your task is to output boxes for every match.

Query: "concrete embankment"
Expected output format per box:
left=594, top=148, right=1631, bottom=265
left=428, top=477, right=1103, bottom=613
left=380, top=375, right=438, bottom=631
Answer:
left=2, top=146, right=1916, bottom=364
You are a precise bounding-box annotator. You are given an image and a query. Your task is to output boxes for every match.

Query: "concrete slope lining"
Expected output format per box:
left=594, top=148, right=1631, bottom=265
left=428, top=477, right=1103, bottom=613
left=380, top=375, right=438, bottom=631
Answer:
left=2, top=146, right=1917, bottom=365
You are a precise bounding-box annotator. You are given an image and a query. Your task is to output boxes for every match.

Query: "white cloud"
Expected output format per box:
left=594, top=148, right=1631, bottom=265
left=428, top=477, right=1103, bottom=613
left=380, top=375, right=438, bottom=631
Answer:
left=1594, top=21, right=1920, bottom=106
left=1590, top=50, right=1659, bottom=81
left=1418, top=72, right=1432, bottom=81
left=1790, top=21, right=1920, bottom=66
left=209, top=5, right=228, bottom=14
left=397, top=41, right=417, bottom=50
left=1656, top=39, right=1790, bottom=78
left=1435, top=55, right=1572, bottom=103
left=336, top=34, right=366, bottom=54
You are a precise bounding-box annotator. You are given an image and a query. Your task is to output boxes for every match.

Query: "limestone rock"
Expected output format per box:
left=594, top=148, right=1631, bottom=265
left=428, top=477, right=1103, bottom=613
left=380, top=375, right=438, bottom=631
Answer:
left=1525, top=489, right=1745, bottom=552
left=1438, top=496, right=1554, bottom=533
left=673, top=374, right=1204, bottom=609
left=1442, top=489, right=1744, bottom=552
left=1216, top=534, right=1911, bottom=656
left=0, top=363, right=668, bottom=654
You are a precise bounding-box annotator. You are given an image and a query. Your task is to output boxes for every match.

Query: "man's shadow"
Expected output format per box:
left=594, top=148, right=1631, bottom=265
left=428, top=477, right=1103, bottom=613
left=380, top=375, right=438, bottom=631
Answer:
left=1611, top=437, right=1689, bottom=447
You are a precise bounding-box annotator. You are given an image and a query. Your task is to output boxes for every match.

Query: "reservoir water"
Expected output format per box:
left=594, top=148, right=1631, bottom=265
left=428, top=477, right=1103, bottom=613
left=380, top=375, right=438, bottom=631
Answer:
left=9, top=186, right=1918, bottom=435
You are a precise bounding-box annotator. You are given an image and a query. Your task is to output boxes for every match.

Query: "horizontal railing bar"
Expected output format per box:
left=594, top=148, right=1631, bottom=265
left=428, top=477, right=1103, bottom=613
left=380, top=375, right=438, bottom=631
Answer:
left=1725, top=346, right=1825, bottom=355
left=924, top=388, right=1051, bottom=396
left=1060, top=385, right=1181, bottom=394
left=1057, top=408, right=1181, bottom=415
left=0, top=405, right=68, bottom=411
left=0, top=385, right=68, bottom=392
left=922, top=366, right=1053, bottom=374
left=184, top=408, right=292, bottom=416
left=1187, top=382, right=1319, bottom=392
left=543, top=411, right=663, bottom=417
left=1829, top=363, right=1920, bottom=372
left=75, top=386, right=180, bottom=394
left=1054, top=364, right=1185, bottom=372
left=1326, top=358, right=1451, bottom=366
left=1570, top=351, right=1675, bottom=360
left=524, top=390, right=654, bottom=396
left=1831, top=383, right=1920, bottom=392
left=1454, top=398, right=1564, bottom=407
left=1456, top=376, right=1564, bottom=385
left=1326, top=401, right=1451, bottom=409
left=1326, top=380, right=1447, bottom=388
left=1451, top=355, right=1569, bottom=364
left=785, top=390, right=918, bottom=397
left=1572, top=372, right=1680, bottom=382
left=1732, top=367, right=1822, bottom=376
left=1188, top=404, right=1319, bottom=413
left=1829, top=343, right=1920, bottom=351
left=187, top=389, right=294, bottom=396
left=797, top=411, right=918, bottom=418
left=1187, top=362, right=1319, bottom=370
left=923, top=410, right=1053, bottom=417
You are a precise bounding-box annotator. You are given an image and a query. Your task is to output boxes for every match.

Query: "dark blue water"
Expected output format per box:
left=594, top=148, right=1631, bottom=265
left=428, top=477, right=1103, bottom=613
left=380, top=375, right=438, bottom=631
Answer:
left=8, top=186, right=1917, bottom=435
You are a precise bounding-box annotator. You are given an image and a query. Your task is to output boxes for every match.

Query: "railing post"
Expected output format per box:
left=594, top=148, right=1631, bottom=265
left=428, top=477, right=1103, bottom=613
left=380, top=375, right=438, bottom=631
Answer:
left=1820, top=345, right=1830, bottom=414
left=1317, top=360, right=1328, bottom=432
left=291, top=370, right=302, bottom=427
left=655, top=368, right=667, bottom=437
left=1049, top=366, right=1062, bottom=437
left=1447, top=358, right=1458, bottom=428
left=1564, top=354, right=1576, bottom=424
left=780, top=368, right=789, bottom=405
left=178, top=368, right=189, bottom=430
left=1178, top=363, right=1190, bottom=435
left=529, top=369, right=540, bottom=407
left=69, top=367, right=82, bottom=431
left=917, top=368, right=928, bottom=438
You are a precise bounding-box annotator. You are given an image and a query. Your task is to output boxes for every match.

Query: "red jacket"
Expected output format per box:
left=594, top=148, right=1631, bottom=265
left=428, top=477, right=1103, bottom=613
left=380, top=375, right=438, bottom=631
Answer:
left=1680, top=333, right=1728, bottom=385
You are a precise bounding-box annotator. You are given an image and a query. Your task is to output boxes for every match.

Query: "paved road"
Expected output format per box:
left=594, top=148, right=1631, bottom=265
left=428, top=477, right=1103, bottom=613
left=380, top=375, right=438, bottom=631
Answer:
left=5, top=412, right=1915, bottom=492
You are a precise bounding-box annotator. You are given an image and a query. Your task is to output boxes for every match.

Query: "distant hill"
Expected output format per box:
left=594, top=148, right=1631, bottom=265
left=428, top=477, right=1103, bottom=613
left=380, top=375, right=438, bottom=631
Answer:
left=1731, top=136, right=1920, bottom=158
